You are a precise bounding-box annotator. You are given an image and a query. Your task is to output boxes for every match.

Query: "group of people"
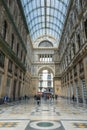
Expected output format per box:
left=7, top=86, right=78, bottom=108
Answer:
left=3, top=94, right=30, bottom=104
left=34, top=94, right=59, bottom=105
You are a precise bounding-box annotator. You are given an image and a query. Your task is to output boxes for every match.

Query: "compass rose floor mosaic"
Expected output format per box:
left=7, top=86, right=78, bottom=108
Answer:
left=0, top=98, right=87, bottom=130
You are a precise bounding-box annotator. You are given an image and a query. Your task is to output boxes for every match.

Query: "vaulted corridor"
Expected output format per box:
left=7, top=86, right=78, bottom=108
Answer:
left=0, top=0, right=87, bottom=129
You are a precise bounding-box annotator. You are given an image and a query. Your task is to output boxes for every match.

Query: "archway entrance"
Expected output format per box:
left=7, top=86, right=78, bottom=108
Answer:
left=38, top=69, right=53, bottom=97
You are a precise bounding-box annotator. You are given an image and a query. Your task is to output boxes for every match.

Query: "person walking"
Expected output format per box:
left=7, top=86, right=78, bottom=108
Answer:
left=4, top=95, right=8, bottom=104
left=72, top=95, right=75, bottom=101
left=36, top=95, right=41, bottom=105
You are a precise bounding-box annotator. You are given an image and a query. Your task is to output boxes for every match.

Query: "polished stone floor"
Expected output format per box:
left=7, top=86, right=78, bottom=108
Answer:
left=0, top=97, right=87, bottom=130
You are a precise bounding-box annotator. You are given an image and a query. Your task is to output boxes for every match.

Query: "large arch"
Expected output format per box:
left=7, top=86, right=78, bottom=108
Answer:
left=38, top=40, right=53, bottom=47
left=38, top=65, right=55, bottom=76
left=38, top=65, right=55, bottom=95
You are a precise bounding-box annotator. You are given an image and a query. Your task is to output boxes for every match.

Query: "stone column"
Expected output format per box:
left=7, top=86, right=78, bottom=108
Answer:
left=31, top=76, right=39, bottom=96
left=53, top=77, right=61, bottom=96
left=1, top=57, right=8, bottom=97
left=9, top=64, right=15, bottom=99
left=83, top=57, right=87, bottom=91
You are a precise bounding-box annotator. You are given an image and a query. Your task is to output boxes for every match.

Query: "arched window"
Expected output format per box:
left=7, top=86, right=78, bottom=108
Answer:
left=66, top=56, right=68, bottom=65
left=23, top=54, right=26, bottom=64
left=69, top=50, right=72, bottom=61
left=0, top=50, right=5, bottom=68
left=17, top=43, right=19, bottom=56
left=79, top=0, right=83, bottom=7
left=84, top=19, right=87, bottom=39
left=72, top=43, right=75, bottom=55
left=21, top=50, right=23, bottom=60
left=38, top=40, right=53, bottom=47
left=8, top=60, right=13, bottom=73
left=11, top=34, right=14, bottom=49
left=8, top=0, right=12, bottom=7
left=77, top=34, right=81, bottom=49
left=38, top=69, right=53, bottom=93
left=3, top=20, right=7, bottom=40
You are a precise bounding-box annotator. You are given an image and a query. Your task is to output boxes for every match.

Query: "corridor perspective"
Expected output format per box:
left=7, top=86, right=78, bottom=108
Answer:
left=0, top=0, right=87, bottom=130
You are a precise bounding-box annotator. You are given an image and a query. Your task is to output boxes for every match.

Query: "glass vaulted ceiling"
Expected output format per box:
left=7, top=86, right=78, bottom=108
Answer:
left=21, top=0, right=70, bottom=46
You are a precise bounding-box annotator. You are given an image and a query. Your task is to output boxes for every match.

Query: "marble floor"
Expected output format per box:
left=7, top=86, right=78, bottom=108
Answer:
left=0, top=97, right=87, bottom=130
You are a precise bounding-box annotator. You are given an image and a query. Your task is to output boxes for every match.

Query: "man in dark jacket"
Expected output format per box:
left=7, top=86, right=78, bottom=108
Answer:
left=36, top=95, right=41, bottom=105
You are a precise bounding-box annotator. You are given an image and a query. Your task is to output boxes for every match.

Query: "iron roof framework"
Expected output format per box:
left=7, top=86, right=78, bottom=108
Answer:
left=21, top=0, right=70, bottom=46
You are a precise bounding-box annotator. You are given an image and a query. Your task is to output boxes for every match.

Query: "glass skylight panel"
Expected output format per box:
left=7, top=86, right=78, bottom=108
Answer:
left=42, top=16, right=45, bottom=22
left=50, top=8, right=54, bottom=16
left=63, top=5, right=66, bottom=13
left=41, top=8, right=44, bottom=15
left=47, top=29, right=49, bottom=35
left=54, top=9, right=58, bottom=17
left=41, top=0, right=44, bottom=6
left=50, top=0, right=55, bottom=7
left=47, top=16, right=50, bottom=22
left=33, top=11, right=37, bottom=18
left=38, top=24, right=42, bottom=29
left=61, top=15, right=64, bottom=23
left=29, top=2, right=32, bottom=12
left=33, top=0, right=37, bottom=8
left=21, top=0, right=70, bottom=46
left=37, top=17, right=40, bottom=23
left=42, top=22, right=45, bottom=28
left=32, top=20, right=35, bottom=27
left=37, top=9, right=41, bottom=16
left=37, top=0, right=41, bottom=7
left=47, top=8, right=50, bottom=15
left=50, top=23, right=53, bottom=29
left=47, top=0, right=51, bottom=7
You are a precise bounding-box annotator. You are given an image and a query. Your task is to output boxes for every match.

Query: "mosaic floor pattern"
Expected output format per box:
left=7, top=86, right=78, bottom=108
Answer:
left=0, top=122, right=18, bottom=127
left=0, top=98, right=87, bottom=130
left=25, top=120, right=65, bottom=130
